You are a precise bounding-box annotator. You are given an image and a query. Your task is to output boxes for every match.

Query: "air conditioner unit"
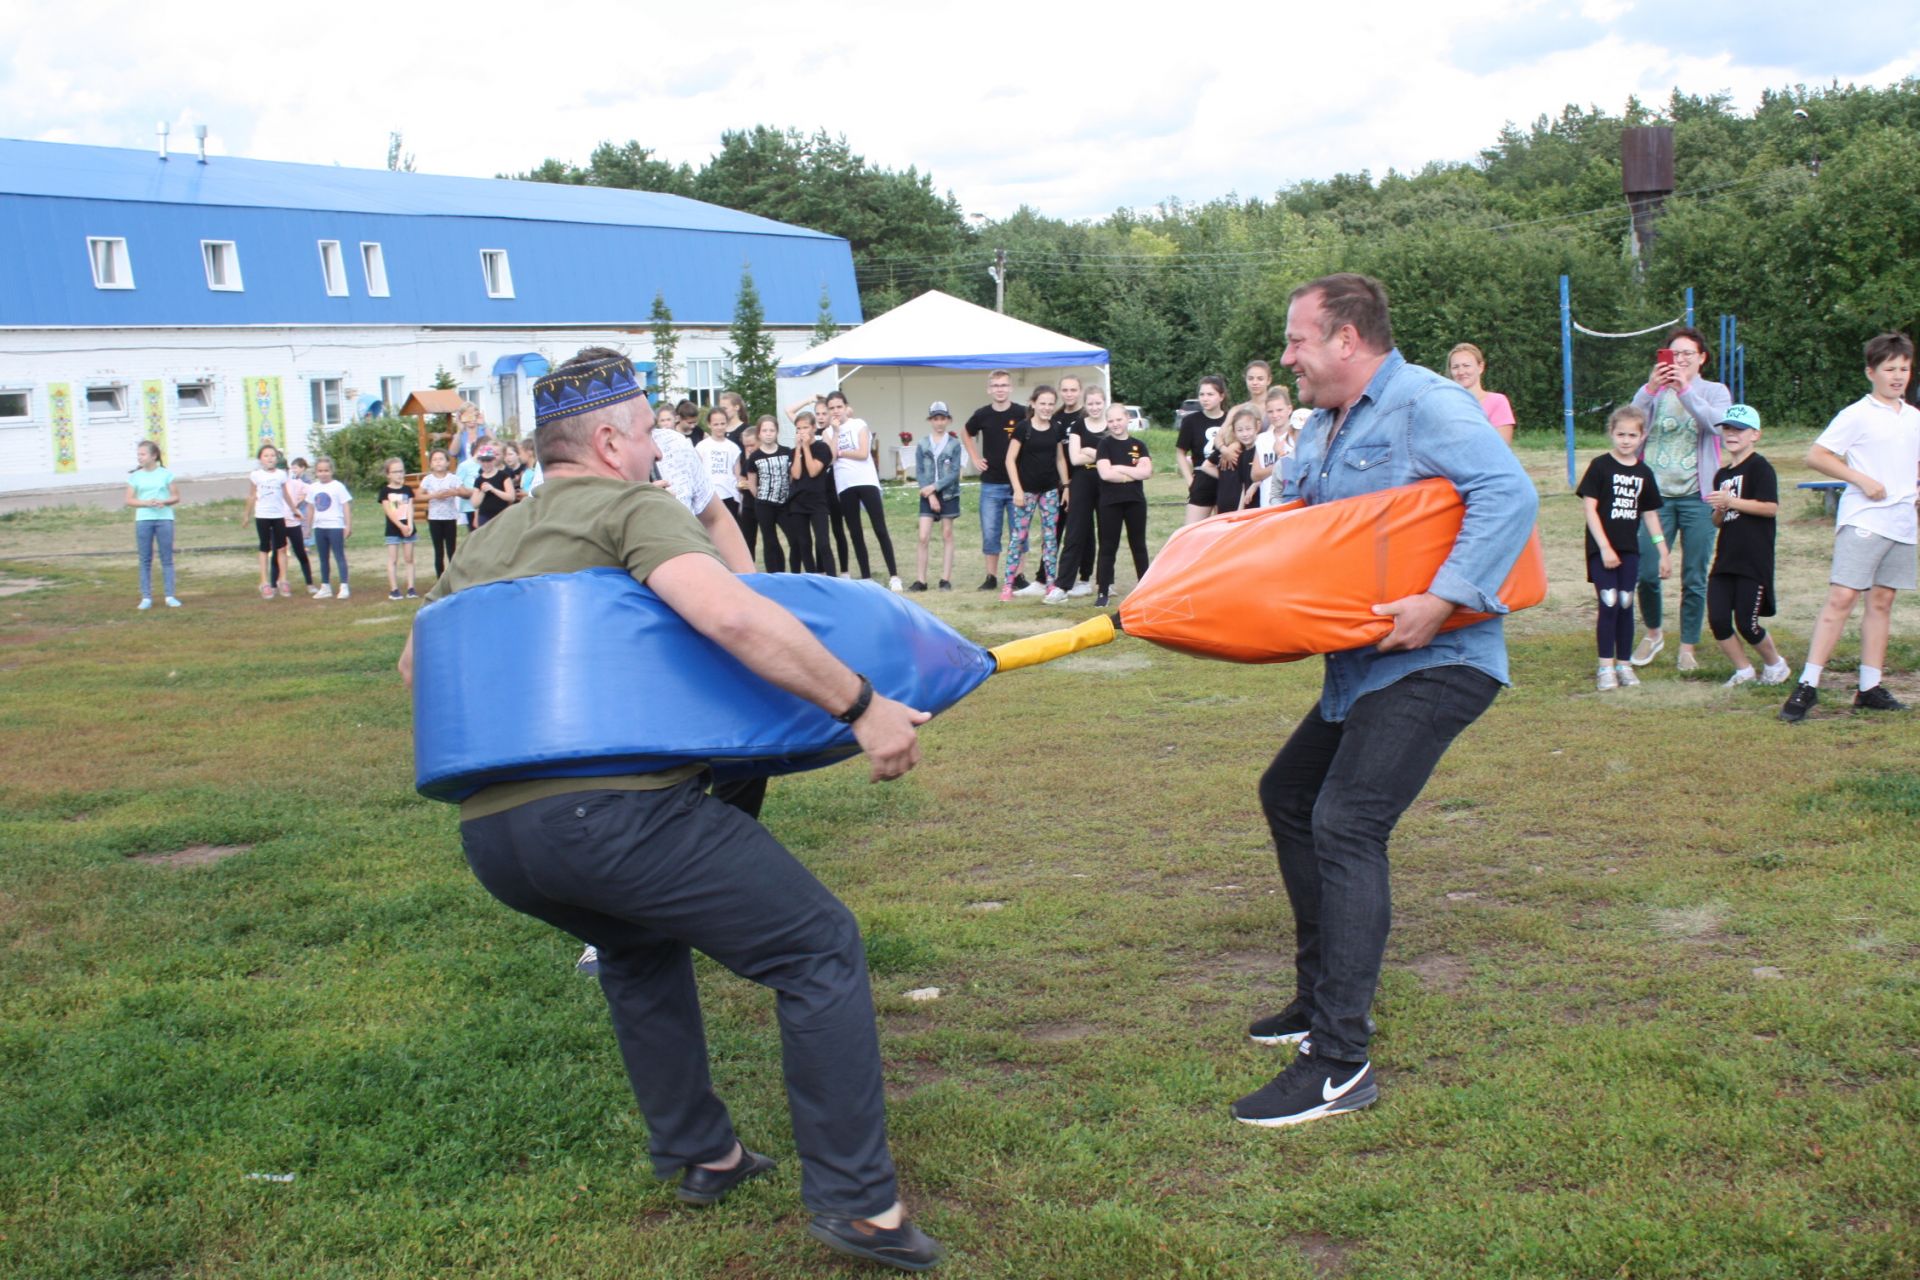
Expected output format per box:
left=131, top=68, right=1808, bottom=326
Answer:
left=460, top=350, right=482, bottom=370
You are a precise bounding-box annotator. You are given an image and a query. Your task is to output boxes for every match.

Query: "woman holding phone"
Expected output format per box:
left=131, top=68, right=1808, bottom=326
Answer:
left=1627, top=326, right=1732, bottom=673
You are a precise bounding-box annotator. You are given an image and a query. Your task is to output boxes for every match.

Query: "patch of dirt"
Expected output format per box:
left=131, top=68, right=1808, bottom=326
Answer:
left=131, top=843, right=252, bottom=868
left=633, top=1208, right=675, bottom=1232
left=1406, top=954, right=1471, bottom=994
left=1286, top=1232, right=1355, bottom=1277
left=1026, top=1021, right=1099, bottom=1043
left=887, top=1061, right=952, bottom=1100
left=1651, top=901, right=1727, bottom=942
left=1213, top=948, right=1281, bottom=976
left=0, top=576, right=53, bottom=597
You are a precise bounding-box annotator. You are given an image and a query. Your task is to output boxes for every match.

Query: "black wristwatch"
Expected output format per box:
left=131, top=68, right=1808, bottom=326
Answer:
left=833, top=674, right=874, bottom=725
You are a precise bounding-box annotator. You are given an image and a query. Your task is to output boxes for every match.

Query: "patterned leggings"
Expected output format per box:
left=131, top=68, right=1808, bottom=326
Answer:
left=1003, top=490, right=1061, bottom=591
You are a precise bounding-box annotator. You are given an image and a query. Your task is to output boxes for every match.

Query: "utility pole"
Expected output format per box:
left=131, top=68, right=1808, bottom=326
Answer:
left=991, top=248, right=1007, bottom=313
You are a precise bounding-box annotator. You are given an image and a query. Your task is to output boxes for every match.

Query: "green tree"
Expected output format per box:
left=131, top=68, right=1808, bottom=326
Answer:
left=725, top=266, right=779, bottom=419
left=649, top=292, right=679, bottom=404
left=812, top=285, right=839, bottom=349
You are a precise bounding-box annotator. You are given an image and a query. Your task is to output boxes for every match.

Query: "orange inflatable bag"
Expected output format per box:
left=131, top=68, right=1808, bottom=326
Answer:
left=1116, top=478, right=1546, bottom=664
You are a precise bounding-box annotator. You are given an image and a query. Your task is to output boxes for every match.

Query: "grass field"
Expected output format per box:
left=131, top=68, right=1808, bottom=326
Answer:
left=2, top=436, right=1916, bottom=1279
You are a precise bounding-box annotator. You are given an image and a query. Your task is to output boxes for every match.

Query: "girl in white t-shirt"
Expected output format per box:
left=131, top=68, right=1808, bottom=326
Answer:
left=418, top=448, right=467, bottom=579
left=695, top=407, right=744, bottom=518
left=825, top=392, right=902, bottom=590
left=307, top=456, right=354, bottom=599
left=241, top=443, right=291, bottom=600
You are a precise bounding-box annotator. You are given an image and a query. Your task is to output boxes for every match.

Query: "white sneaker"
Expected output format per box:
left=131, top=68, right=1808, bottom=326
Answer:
left=314, top=584, right=334, bottom=599
left=1759, top=660, right=1792, bottom=685
left=1616, top=664, right=1640, bottom=687
left=138, top=597, right=152, bottom=610
left=164, top=596, right=182, bottom=608
left=1630, top=634, right=1664, bottom=666
left=308, top=585, right=324, bottom=597
left=1014, top=582, right=1047, bottom=598
left=888, top=576, right=904, bottom=593
left=1676, top=649, right=1700, bottom=673
left=1597, top=666, right=1620, bottom=691
left=1042, top=587, right=1069, bottom=604
left=338, top=584, right=351, bottom=600
left=1068, top=583, right=1094, bottom=597
left=1724, top=668, right=1757, bottom=688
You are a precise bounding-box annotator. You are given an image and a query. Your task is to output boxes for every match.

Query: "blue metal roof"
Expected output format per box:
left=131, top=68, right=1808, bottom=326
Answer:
left=0, top=138, right=863, bottom=329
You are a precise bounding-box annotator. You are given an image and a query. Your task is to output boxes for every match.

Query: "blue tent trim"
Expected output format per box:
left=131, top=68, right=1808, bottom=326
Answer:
left=491, top=352, right=551, bottom=378
left=778, top=348, right=1109, bottom=377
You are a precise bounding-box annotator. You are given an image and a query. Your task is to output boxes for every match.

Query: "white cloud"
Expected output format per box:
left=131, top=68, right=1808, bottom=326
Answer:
left=1, top=0, right=1912, bottom=224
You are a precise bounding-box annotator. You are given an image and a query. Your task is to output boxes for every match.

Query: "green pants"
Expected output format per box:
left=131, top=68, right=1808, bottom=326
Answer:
left=1637, top=492, right=1716, bottom=645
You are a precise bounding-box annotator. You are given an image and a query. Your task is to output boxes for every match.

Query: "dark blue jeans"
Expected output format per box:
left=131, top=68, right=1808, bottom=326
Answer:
left=459, top=779, right=897, bottom=1217
left=1258, top=665, right=1500, bottom=1062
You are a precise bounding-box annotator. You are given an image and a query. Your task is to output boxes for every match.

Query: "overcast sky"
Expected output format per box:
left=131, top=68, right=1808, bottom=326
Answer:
left=4, top=0, right=1913, bottom=222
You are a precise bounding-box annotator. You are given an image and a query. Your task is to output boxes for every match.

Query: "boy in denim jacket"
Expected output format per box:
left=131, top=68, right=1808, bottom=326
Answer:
left=913, top=402, right=965, bottom=590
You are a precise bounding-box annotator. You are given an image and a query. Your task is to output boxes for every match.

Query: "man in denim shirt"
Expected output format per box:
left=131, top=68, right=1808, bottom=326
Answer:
left=1234, top=274, right=1539, bottom=1130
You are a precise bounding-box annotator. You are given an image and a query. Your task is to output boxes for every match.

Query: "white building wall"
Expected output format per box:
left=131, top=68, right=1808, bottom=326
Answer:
left=0, top=325, right=819, bottom=492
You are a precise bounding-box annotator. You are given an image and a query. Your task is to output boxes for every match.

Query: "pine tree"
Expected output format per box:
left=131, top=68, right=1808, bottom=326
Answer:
left=812, top=284, right=839, bottom=349
left=649, top=292, right=679, bottom=404
left=724, top=266, right=779, bottom=419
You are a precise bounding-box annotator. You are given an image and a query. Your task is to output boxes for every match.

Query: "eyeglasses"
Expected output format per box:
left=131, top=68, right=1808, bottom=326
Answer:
left=1672, top=349, right=1702, bottom=360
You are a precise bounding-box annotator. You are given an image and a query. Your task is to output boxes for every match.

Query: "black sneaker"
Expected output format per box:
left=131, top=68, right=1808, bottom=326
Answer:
left=908, top=580, right=928, bottom=592
left=1013, top=574, right=1031, bottom=591
left=676, top=1148, right=776, bottom=1205
left=937, top=579, right=952, bottom=591
left=1094, top=591, right=1109, bottom=607
left=808, top=1214, right=943, bottom=1271
left=387, top=590, right=403, bottom=601
left=1778, top=682, right=1819, bottom=723
left=1231, top=1053, right=1377, bottom=1128
left=1854, top=685, right=1908, bottom=712
left=977, top=575, right=997, bottom=591
left=1247, top=1000, right=1312, bottom=1046
left=405, top=587, right=419, bottom=599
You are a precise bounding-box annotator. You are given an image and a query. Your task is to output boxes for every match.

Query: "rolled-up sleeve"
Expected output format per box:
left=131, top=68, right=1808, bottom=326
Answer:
left=1410, top=386, right=1540, bottom=615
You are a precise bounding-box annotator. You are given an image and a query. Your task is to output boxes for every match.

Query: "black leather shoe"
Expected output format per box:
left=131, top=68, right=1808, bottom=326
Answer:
left=808, top=1214, right=943, bottom=1271
left=676, top=1148, right=776, bottom=1205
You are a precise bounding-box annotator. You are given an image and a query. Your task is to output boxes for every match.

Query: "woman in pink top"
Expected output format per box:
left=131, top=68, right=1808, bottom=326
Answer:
left=1448, top=343, right=1516, bottom=444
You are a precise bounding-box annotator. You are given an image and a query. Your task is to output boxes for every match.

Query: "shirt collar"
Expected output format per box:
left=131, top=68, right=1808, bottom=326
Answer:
left=1352, top=349, right=1406, bottom=410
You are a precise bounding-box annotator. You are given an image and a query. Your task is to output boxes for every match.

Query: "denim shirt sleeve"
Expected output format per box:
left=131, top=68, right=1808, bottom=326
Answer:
left=915, top=444, right=932, bottom=488
left=1406, top=382, right=1541, bottom=614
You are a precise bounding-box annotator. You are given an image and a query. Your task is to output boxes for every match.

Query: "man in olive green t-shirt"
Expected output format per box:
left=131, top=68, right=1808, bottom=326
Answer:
left=399, top=350, right=943, bottom=1271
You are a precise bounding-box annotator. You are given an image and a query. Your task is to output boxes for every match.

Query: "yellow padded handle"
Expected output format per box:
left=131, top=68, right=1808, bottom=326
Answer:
left=988, top=614, right=1118, bottom=672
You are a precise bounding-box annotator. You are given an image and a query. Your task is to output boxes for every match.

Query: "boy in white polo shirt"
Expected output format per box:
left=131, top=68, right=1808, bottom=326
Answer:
left=1779, top=332, right=1919, bottom=721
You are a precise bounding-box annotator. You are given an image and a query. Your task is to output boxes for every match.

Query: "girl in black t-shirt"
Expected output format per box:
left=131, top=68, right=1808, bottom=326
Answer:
left=998, top=385, right=1069, bottom=600
left=1093, top=405, right=1154, bottom=607
left=744, top=417, right=798, bottom=573
left=376, top=456, right=418, bottom=600
left=1177, top=376, right=1229, bottom=524
left=472, top=448, right=516, bottom=527
left=1576, top=406, right=1671, bottom=690
left=501, top=442, right=528, bottom=502
left=786, top=411, right=839, bottom=576
left=1208, top=408, right=1262, bottom=515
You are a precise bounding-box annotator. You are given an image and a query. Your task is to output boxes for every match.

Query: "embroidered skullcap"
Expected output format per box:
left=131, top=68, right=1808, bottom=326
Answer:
left=534, top=354, right=644, bottom=427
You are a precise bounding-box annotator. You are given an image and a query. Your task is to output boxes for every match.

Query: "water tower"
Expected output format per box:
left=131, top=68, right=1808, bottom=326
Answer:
left=1621, top=126, right=1675, bottom=264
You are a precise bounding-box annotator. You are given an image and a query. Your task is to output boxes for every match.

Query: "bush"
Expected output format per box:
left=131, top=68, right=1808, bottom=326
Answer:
left=313, top=417, right=424, bottom=493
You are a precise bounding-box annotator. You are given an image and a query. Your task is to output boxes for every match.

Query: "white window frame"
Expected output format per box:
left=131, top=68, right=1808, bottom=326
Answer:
left=318, top=240, right=349, bottom=297
left=174, top=379, right=218, bottom=416
left=682, top=356, right=731, bottom=408
left=361, top=242, right=389, bottom=297
left=0, top=387, right=33, bottom=425
left=309, top=377, right=345, bottom=427
left=457, top=385, right=484, bottom=414
left=480, top=249, right=514, bottom=299
left=87, top=236, right=134, bottom=289
left=200, top=240, right=243, bottom=291
left=86, top=382, right=131, bottom=419
left=379, top=375, right=406, bottom=414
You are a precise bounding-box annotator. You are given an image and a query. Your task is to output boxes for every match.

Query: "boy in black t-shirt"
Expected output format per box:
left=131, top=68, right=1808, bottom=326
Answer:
left=1577, top=407, right=1670, bottom=690
left=1705, top=405, right=1790, bottom=687
left=963, top=371, right=1029, bottom=589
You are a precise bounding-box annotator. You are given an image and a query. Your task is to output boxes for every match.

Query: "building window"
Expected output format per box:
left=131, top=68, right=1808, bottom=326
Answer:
left=309, top=378, right=344, bottom=426
left=458, top=385, right=484, bottom=415
left=480, top=249, right=514, bottom=299
left=0, top=389, right=31, bottom=423
left=497, top=373, right=522, bottom=435
left=201, top=240, right=243, bottom=291
left=361, top=242, right=389, bottom=296
left=380, top=376, right=406, bottom=414
left=683, top=357, right=731, bottom=407
left=86, top=383, right=130, bottom=418
left=318, top=241, right=349, bottom=296
left=175, top=380, right=217, bottom=414
left=87, top=237, right=133, bottom=289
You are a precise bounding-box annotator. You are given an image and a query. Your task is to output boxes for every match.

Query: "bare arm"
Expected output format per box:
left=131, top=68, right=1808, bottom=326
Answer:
left=1806, top=444, right=1887, bottom=500
left=1005, top=437, right=1026, bottom=502
left=1580, top=496, right=1612, bottom=559
left=837, top=424, right=872, bottom=461
left=648, top=552, right=929, bottom=780
left=697, top=497, right=755, bottom=573
left=1054, top=443, right=1069, bottom=490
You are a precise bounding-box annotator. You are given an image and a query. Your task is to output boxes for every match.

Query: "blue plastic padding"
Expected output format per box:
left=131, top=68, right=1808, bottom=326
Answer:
left=411, top=568, right=995, bottom=803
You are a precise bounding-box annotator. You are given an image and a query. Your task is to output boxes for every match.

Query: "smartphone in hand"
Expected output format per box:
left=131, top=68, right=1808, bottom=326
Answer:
left=1655, top=348, right=1675, bottom=367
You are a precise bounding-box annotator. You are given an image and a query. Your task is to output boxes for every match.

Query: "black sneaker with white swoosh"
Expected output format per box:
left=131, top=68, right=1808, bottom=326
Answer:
left=1231, top=1052, right=1377, bottom=1127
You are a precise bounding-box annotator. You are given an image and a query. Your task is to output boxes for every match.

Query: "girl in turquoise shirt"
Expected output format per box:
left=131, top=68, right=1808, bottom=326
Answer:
left=125, top=440, right=180, bottom=609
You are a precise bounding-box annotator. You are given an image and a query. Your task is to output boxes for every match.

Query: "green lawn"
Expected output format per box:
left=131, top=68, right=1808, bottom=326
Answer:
left=2, top=437, right=1916, bottom=1279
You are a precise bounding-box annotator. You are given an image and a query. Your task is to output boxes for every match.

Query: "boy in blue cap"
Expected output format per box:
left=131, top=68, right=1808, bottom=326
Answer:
left=1705, top=404, right=1791, bottom=687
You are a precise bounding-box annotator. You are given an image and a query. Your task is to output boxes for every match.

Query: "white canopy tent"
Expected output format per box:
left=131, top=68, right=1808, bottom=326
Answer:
left=775, top=290, right=1110, bottom=478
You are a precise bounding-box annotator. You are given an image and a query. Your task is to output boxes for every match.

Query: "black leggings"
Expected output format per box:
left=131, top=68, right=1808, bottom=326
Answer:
left=734, top=491, right=757, bottom=557
left=754, top=500, right=800, bottom=573
left=1590, top=553, right=1637, bottom=660
left=1096, top=501, right=1150, bottom=589
left=840, top=485, right=898, bottom=579
left=788, top=506, right=838, bottom=576
left=824, top=486, right=851, bottom=570
left=1054, top=476, right=1102, bottom=591
left=1708, top=574, right=1769, bottom=644
left=281, top=525, right=313, bottom=585
left=429, top=519, right=459, bottom=575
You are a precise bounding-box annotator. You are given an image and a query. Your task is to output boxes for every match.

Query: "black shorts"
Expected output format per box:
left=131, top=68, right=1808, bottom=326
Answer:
left=1187, top=472, right=1219, bottom=508
left=254, top=517, right=287, bottom=552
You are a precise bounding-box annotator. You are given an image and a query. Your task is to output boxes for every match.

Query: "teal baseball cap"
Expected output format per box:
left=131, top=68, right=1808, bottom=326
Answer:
left=1717, top=404, right=1762, bottom=432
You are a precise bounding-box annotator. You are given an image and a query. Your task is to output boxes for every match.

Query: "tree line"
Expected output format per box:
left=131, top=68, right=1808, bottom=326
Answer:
left=515, top=84, right=1920, bottom=430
